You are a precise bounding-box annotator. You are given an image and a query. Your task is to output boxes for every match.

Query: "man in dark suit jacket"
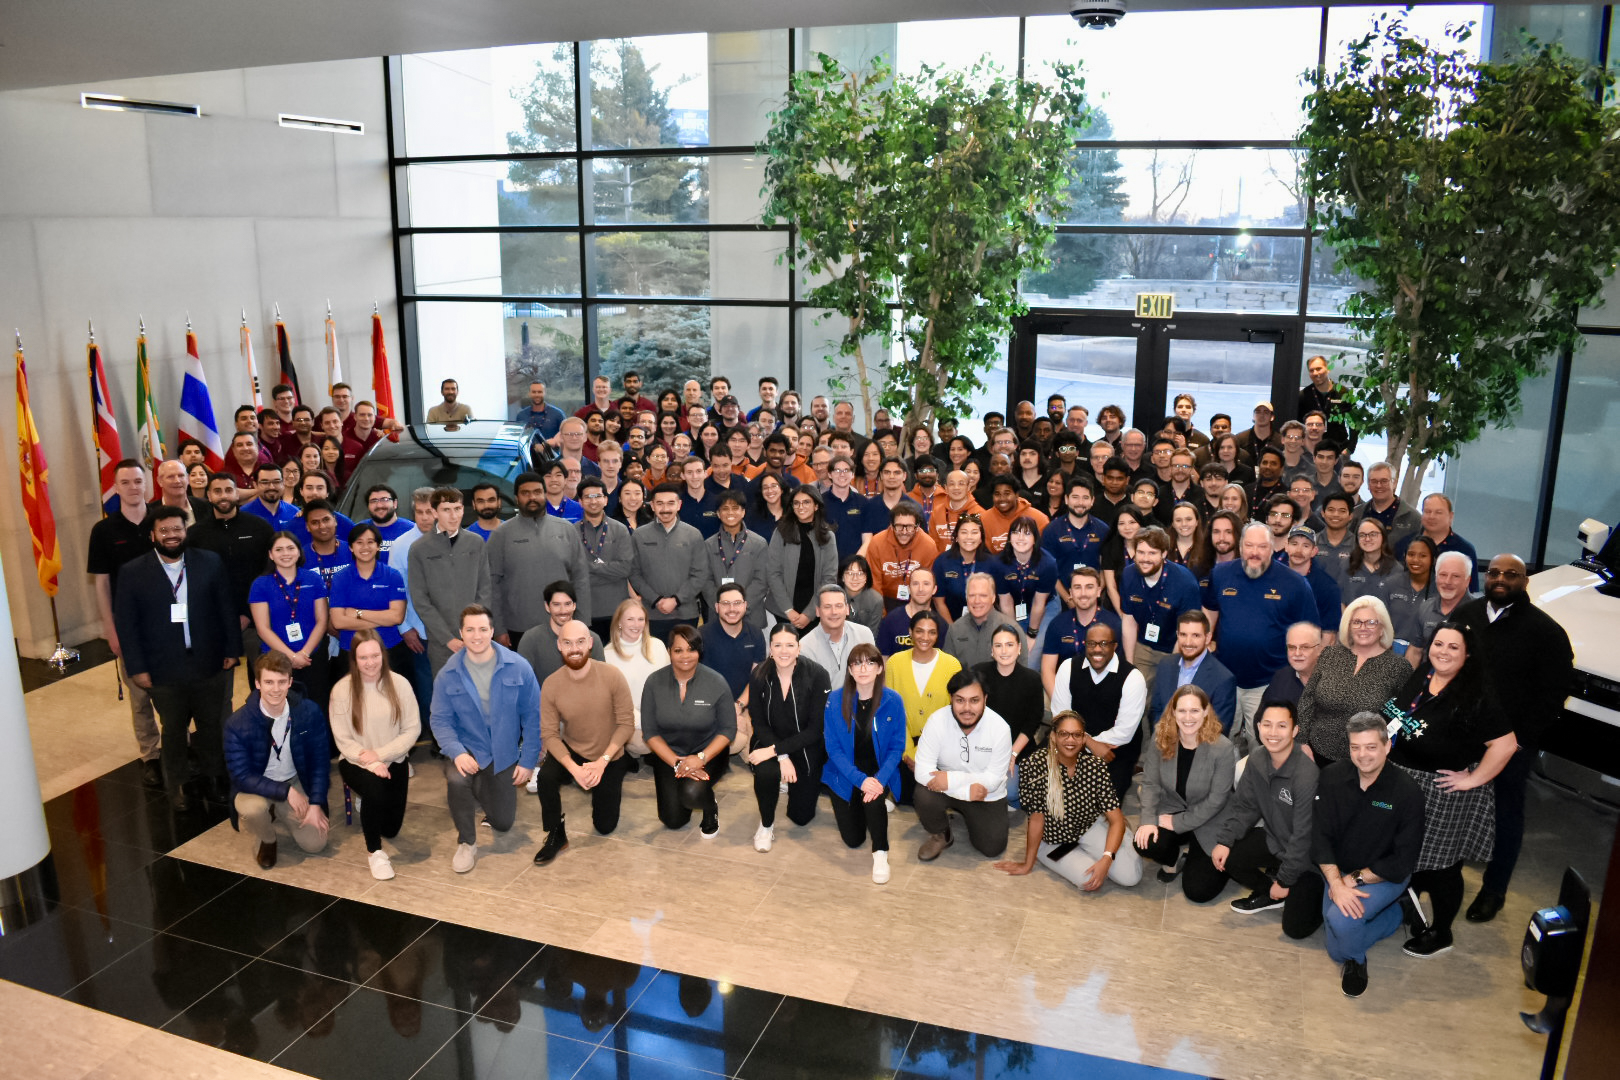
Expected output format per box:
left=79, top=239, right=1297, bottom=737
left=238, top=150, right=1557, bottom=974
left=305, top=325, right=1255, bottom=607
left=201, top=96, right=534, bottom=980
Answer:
left=113, top=505, right=240, bottom=810
left=1150, top=611, right=1238, bottom=733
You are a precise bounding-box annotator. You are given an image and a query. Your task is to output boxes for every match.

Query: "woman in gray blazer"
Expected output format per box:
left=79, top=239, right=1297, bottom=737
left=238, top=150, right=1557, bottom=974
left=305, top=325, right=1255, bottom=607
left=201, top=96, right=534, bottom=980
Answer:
left=766, top=485, right=838, bottom=633
left=1132, top=684, right=1237, bottom=902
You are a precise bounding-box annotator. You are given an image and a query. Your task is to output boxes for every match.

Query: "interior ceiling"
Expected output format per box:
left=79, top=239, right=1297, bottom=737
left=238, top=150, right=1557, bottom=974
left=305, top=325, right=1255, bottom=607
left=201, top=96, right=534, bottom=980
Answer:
left=0, top=0, right=1489, bottom=93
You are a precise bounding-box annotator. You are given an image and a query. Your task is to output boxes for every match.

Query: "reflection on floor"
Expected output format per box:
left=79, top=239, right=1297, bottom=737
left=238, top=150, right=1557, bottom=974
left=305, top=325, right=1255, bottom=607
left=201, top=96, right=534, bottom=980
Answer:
left=10, top=743, right=1611, bottom=1080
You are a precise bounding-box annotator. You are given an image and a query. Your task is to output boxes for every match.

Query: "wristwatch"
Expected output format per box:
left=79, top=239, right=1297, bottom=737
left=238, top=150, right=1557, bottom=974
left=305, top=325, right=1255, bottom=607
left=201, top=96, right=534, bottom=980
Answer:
left=1351, top=869, right=1365, bottom=885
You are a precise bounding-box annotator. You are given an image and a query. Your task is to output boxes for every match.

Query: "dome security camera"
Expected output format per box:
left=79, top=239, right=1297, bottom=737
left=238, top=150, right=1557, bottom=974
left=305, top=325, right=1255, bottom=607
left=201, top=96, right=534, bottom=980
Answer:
left=1070, top=1, right=1127, bottom=29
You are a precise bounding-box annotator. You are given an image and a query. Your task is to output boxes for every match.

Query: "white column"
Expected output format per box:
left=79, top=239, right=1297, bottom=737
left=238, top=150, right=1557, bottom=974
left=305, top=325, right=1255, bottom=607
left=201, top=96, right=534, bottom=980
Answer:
left=0, top=556, right=51, bottom=881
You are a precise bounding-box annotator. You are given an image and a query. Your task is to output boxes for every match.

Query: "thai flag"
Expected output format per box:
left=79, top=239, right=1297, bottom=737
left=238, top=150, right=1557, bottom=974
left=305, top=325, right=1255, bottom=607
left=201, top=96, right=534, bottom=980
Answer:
left=88, top=338, right=123, bottom=515
left=178, top=328, right=225, bottom=471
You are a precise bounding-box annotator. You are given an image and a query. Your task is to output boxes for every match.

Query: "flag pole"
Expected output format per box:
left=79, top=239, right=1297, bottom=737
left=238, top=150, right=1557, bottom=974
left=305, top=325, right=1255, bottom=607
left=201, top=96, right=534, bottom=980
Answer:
left=46, top=597, right=79, bottom=673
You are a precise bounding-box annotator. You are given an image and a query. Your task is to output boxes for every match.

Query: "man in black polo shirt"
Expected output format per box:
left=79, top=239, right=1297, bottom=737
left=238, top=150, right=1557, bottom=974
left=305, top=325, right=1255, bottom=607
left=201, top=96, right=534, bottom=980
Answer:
left=1312, top=713, right=1426, bottom=998
left=188, top=472, right=274, bottom=707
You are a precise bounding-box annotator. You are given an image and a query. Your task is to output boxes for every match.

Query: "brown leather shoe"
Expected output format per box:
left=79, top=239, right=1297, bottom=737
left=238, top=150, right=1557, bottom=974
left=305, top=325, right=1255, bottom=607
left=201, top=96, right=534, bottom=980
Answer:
left=917, top=831, right=954, bottom=862
left=255, top=842, right=278, bottom=870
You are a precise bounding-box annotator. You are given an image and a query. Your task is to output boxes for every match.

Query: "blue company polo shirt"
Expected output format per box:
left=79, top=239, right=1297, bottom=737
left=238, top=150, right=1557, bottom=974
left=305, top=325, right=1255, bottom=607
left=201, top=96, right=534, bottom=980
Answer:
left=372, top=518, right=417, bottom=567
left=545, top=497, right=583, bottom=524
left=467, top=519, right=498, bottom=541
left=1298, top=563, right=1344, bottom=636
left=822, top=488, right=872, bottom=561
left=327, top=562, right=408, bottom=649
left=242, top=498, right=299, bottom=530
left=1044, top=608, right=1123, bottom=667
left=679, top=488, right=721, bottom=538
left=930, top=550, right=991, bottom=620
left=249, top=568, right=327, bottom=652
left=1118, top=561, right=1203, bottom=648
left=514, top=402, right=566, bottom=440
left=1040, top=513, right=1111, bottom=579
left=286, top=510, right=355, bottom=549
left=700, top=620, right=765, bottom=699
left=994, top=551, right=1060, bottom=609
left=303, top=544, right=355, bottom=592
left=1206, top=560, right=1318, bottom=687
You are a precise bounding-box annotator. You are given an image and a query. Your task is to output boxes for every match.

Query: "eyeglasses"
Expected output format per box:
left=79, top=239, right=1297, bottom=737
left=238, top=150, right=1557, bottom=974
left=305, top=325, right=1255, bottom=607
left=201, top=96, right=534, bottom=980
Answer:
left=1268, top=511, right=1292, bottom=520
left=959, top=734, right=970, bottom=762
left=1349, top=618, right=1382, bottom=630
left=849, top=657, right=880, bottom=669
left=582, top=492, right=607, bottom=500
left=1485, top=568, right=1525, bottom=579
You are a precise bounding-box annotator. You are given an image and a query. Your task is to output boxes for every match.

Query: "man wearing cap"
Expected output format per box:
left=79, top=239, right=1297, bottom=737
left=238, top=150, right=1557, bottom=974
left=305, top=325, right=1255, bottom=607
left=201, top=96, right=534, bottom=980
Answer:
left=1235, top=402, right=1280, bottom=463
left=1284, top=525, right=1343, bottom=634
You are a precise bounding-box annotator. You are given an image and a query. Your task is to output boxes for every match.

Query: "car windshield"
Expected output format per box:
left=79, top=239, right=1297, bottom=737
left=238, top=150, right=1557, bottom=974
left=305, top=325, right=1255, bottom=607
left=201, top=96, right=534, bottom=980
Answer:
left=336, top=429, right=530, bottom=520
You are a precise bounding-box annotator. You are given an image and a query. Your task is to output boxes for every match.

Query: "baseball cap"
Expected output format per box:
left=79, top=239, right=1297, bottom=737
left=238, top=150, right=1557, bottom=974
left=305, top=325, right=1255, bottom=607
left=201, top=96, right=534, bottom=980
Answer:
left=1288, top=525, right=1317, bottom=542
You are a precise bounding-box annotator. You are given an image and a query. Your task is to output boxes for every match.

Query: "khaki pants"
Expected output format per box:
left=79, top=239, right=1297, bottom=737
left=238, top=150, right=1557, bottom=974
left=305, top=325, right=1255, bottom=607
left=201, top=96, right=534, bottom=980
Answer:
left=118, top=657, right=160, bottom=763
left=235, top=776, right=329, bottom=854
left=1130, top=644, right=1172, bottom=708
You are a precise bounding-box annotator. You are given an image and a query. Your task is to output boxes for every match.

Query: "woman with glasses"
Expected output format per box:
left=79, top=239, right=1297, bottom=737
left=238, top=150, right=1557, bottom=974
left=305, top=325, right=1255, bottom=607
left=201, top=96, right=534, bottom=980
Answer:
left=839, top=554, right=885, bottom=636
left=1347, top=518, right=1397, bottom=604
left=1298, top=596, right=1412, bottom=768
left=745, top=624, right=832, bottom=852
left=931, top=514, right=990, bottom=625
left=766, top=485, right=838, bottom=634
left=1132, top=685, right=1237, bottom=898
left=888, top=609, right=961, bottom=806
left=821, top=643, right=907, bottom=883
left=995, top=710, right=1142, bottom=892
left=641, top=625, right=735, bottom=837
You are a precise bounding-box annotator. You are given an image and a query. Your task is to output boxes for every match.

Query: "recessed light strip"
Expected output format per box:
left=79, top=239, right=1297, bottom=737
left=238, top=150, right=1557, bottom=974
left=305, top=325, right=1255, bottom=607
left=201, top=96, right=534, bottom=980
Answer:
left=278, top=113, right=364, bottom=134
left=80, top=93, right=200, bottom=117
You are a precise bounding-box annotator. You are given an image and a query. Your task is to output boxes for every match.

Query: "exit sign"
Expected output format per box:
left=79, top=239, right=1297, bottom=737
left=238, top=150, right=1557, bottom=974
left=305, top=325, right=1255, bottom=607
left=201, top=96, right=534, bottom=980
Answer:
left=1136, top=293, right=1175, bottom=318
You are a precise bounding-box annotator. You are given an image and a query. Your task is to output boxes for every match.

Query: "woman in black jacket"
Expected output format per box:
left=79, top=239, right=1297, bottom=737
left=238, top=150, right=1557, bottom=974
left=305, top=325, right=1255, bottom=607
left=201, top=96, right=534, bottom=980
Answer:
left=744, top=624, right=833, bottom=851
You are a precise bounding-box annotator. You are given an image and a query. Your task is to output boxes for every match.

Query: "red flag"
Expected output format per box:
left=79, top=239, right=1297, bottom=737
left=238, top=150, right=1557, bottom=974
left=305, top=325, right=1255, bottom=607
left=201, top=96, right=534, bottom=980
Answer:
left=275, top=312, right=302, bottom=404
left=371, top=309, right=399, bottom=441
left=88, top=331, right=124, bottom=515
left=17, top=340, right=62, bottom=596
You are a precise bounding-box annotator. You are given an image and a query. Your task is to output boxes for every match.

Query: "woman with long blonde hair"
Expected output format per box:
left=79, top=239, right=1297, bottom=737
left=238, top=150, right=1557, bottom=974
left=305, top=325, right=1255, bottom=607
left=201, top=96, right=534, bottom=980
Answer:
left=328, top=628, right=421, bottom=880
left=1132, top=685, right=1237, bottom=901
left=601, top=598, right=669, bottom=762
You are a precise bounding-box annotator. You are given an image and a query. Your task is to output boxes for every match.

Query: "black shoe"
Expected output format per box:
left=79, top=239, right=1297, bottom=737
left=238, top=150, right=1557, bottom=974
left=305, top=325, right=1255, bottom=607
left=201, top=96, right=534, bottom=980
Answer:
left=255, top=841, right=278, bottom=870
left=1156, top=867, right=1180, bottom=884
left=1402, top=928, right=1454, bottom=958
left=1341, top=959, right=1368, bottom=998
left=168, top=792, right=190, bottom=813
left=533, top=829, right=569, bottom=866
left=699, top=809, right=719, bottom=839
left=1230, top=890, right=1285, bottom=914
left=141, top=760, right=164, bottom=788
left=1400, top=886, right=1431, bottom=936
left=1466, top=890, right=1505, bottom=923
left=623, top=754, right=642, bottom=775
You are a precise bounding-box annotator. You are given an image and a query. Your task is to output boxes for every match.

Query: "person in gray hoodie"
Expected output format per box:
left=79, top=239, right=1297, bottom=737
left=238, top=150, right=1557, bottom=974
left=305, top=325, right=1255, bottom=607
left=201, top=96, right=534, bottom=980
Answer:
left=1207, top=698, right=1324, bottom=937
left=630, top=482, right=709, bottom=641
left=407, top=487, right=493, bottom=675
left=486, top=471, right=592, bottom=647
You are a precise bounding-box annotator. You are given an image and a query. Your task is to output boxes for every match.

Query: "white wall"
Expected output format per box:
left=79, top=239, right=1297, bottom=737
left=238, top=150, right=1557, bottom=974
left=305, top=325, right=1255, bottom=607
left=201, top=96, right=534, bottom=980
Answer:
left=0, top=58, right=398, bottom=658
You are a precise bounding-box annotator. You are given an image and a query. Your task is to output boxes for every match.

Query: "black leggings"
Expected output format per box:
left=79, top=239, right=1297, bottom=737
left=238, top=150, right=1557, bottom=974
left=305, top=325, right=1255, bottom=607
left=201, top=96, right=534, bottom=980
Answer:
left=1410, top=861, right=1466, bottom=934
left=752, top=753, right=822, bottom=829
left=650, top=751, right=730, bottom=829
left=337, top=759, right=410, bottom=852
left=1221, top=825, right=1326, bottom=940
left=537, top=747, right=630, bottom=835
left=1134, top=829, right=1226, bottom=903
left=829, top=787, right=889, bottom=852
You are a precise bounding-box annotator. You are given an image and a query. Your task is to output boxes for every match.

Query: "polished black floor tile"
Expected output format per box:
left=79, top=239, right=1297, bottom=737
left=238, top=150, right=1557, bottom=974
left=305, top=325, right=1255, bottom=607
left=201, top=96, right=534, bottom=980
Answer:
left=576, top=1046, right=729, bottom=1079
left=492, top=944, right=657, bottom=1046
left=62, top=931, right=249, bottom=1028
left=364, top=919, right=541, bottom=1014
left=271, top=987, right=470, bottom=1080
left=62, top=854, right=243, bottom=933
left=93, top=790, right=232, bottom=854
left=162, top=957, right=360, bottom=1063
left=412, top=1017, right=597, bottom=1080
left=609, top=971, right=782, bottom=1077
left=43, top=777, right=159, bottom=842
left=44, top=835, right=160, bottom=911
left=264, top=897, right=435, bottom=984
left=0, top=904, right=154, bottom=996
left=896, top=1025, right=1209, bottom=1079
left=165, top=875, right=333, bottom=956
left=737, top=998, right=915, bottom=1080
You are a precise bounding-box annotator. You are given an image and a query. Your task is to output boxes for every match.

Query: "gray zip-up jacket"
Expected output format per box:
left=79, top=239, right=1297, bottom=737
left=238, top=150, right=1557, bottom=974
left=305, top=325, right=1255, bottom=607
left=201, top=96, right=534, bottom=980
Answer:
left=1212, top=742, right=1320, bottom=886
left=630, top=519, right=708, bottom=619
left=765, top=528, right=837, bottom=619
left=485, top=510, right=592, bottom=637
left=703, top=527, right=770, bottom=630
left=407, top=530, right=493, bottom=647
left=577, top=516, right=636, bottom=623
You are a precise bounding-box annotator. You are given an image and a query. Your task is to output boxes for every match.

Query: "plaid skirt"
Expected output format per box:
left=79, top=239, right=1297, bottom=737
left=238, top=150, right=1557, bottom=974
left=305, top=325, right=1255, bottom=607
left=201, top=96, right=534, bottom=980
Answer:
left=1396, top=763, right=1495, bottom=872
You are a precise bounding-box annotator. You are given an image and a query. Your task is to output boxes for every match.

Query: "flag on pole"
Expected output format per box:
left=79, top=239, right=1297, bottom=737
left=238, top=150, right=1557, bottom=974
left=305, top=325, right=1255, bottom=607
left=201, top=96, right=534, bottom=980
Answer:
left=274, top=306, right=302, bottom=403
left=324, top=301, right=342, bottom=398
left=178, top=321, right=225, bottom=471
left=240, top=310, right=262, bottom=408
left=16, top=336, right=62, bottom=597
left=134, top=321, right=165, bottom=497
left=371, top=305, right=400, bottom=442
left=88, top=325, right=124, bottom=515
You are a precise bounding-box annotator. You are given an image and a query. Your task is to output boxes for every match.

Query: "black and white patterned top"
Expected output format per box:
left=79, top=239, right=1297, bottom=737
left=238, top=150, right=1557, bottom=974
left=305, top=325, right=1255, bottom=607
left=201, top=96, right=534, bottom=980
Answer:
left=1018, top=747, right=1118, bottom=844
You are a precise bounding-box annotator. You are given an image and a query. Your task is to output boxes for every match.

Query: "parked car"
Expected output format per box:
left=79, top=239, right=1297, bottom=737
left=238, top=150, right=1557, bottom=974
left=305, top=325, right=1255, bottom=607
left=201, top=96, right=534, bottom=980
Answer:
left=335, top=421, right=536, bottom=524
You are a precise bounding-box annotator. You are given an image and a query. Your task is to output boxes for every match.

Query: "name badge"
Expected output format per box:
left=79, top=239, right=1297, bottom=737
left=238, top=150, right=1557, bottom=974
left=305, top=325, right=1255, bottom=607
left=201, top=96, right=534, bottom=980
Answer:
left=896, top=584, right=910, bottom=601
left=721, top=576, right=735, bottom=585
left=286, top=623, right=304, bottom=643
left=169, top=603, right=188, bottom=624
left=1144, top=623, right=1161, bottom=644
left=1015, top=601, right=1028, bottom=622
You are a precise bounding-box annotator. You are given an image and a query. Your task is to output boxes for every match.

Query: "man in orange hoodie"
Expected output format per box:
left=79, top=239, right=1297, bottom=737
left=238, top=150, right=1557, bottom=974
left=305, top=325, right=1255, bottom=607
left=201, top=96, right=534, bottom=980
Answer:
left=979, top=476, right=1050, bottom=553
left=928, top=470, right=983, bottom=550
left=865, top=502, right=939, bottom=612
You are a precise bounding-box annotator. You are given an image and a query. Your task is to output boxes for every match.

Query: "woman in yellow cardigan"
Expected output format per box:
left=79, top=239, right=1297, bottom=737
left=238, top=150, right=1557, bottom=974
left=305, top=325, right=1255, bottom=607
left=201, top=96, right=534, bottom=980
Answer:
left=886, top=609, right=962, bottom=805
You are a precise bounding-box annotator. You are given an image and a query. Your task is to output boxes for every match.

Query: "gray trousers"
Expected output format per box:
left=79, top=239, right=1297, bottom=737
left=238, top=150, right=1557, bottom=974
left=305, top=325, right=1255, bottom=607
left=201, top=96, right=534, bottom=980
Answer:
left=913, top=786, right=1009, bottom=857
left=118, top=657, right=159, bottom=763
left=444, top=759, right=517, bottom=845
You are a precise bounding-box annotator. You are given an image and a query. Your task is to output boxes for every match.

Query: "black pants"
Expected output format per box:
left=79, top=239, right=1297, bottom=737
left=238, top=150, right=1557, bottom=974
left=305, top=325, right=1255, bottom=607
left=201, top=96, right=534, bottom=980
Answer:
left=912, top=786, right=1009, bottom=857
left=1134, top=829, right=1226, bottom=903
left=830, top=787, right=889, bottom=852
left=150, top=667, right=233, bottom=796
left=1483, top=745, right=1532, bottom=896
left=537, top=746, right=630, bottom=835
left=338, top=759, right=410, bottom=852
left=1411, top=860, right=1466, bottom=934
left=752, top=753, right=822, bottom=828
left=1222, top=825, right=1325, bottom=939
left=650, top=751, right=730, bottom=829
left=589, top=616, right=614, bottom=647
left=650, top=617, right=698, bottom=645
left=1095, top=746, right=1139, bottom=803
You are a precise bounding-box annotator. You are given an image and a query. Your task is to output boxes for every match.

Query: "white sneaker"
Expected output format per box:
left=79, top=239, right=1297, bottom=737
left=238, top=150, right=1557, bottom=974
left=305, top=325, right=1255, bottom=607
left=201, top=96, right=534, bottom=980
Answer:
left=352, top=794, right=362, bottom=816
left=872, top=850, right=891, bottom=885
left=526, top=773, right=539, bottom=794
left=407, top=762, right=416, bottom=778
left=753, top=825, right=774, bottom=853
left=368, top=849, right=395, bottom=881
left=452, top=842, right=477, bottom=873
left=884, top=798, right=895, bottom=814
left=779, top=781, right=789, bottom=794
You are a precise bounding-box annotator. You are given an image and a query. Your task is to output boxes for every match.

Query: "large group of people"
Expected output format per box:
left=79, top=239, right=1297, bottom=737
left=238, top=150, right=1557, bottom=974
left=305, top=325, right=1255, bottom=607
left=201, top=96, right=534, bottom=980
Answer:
left=85, top=365, right=1575, bottom=1002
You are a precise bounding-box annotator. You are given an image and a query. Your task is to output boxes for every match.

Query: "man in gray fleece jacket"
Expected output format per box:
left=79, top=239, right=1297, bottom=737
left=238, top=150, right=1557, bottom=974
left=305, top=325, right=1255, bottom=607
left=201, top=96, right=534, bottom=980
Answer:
left=631, top=483, right=708, bottom=641
left=486, top=471, right=593, bottom=646
left=407, top=488, right=493, bottom=675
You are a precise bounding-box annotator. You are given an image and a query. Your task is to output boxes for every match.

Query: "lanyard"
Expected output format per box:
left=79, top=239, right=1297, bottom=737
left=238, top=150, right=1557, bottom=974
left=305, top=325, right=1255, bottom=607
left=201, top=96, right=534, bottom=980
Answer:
left=276, top=571, right=302, bottom=622
left=582, top=521, right=608, bottom=562
left=167, top=562, right=187, bottom=601
left=716, top=531, right=744, bottom=575
left=1007, top=557, right=1040, bottom=601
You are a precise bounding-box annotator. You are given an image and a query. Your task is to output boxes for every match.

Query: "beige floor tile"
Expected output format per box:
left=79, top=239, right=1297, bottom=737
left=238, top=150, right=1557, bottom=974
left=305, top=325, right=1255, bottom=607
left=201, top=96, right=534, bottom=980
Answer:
left=85, top=1025, right=307, bottom=1080
left=0, top=980, right=139, bottom=1080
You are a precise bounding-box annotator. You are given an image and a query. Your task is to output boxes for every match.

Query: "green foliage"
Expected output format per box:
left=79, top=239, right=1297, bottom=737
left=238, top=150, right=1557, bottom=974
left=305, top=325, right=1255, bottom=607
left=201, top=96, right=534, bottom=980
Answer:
left=1303, top=11, right=1620, bottom=500
left=599, top=305, right=711, bottom=390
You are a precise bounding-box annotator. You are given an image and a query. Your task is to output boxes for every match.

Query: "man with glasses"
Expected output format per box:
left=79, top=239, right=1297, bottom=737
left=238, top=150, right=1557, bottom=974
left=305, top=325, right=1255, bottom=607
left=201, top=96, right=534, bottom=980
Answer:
left=362, top=484, right=416, bottom=565
left=1351, top=462, right=1419, bottom=546
left=1263, top=495, right=1299, bottom=556
left=864, top=502, right=938, bottom=612
left=1278, top=421, right=1312, bottom=482
left=913, top=667, right=1013, bottom=861
left=1148, top=436, right=1177, bottom=486
left=1263, top=621, right=1325, bottom=707
left=1165, top=448, right=1198, bottom=505
left=1452, top=555, right=1574, bottom=923
left=576, top=477, right=634, bottom=642
left=1050, top=622, right=1146, bottom=801
left=701, top=583, right=766, bottom=714
left=822, top=453, right=874, bottom=558
left=487, top=471, right=591, bottom=651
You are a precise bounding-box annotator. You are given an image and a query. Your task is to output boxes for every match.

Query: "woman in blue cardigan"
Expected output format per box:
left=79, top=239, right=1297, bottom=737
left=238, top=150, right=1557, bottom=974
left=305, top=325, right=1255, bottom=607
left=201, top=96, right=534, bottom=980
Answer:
left=822, top=642, right=908, bottom=885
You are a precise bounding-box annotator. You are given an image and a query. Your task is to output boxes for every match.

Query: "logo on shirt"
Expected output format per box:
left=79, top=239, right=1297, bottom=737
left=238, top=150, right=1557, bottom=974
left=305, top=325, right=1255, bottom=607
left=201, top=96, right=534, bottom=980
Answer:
left=1372, top=800, right=1394, bottom=810
left=1222, top=587, right=1238, bottom=597
left=1264, top=589, right=1282, bottom=600
left=1277, top=787, right=1293, bottom=806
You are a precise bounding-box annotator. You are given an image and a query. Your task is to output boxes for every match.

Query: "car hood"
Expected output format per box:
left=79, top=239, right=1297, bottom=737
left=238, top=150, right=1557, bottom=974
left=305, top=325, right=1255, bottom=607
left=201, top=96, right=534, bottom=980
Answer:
left=1530, top=563, right=1620, bottom=682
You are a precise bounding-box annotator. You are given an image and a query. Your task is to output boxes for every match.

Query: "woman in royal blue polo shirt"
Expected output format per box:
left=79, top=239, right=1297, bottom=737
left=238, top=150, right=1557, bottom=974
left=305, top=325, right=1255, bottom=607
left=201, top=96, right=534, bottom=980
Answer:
left=327, top=522, right=410, bottom=684
left=994, top=515, right=1059, bottom=668
left=250, top=531, right=330, bottom=704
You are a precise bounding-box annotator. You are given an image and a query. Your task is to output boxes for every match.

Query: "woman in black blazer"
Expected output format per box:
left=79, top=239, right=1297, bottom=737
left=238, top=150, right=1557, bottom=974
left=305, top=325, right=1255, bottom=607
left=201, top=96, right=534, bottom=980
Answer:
left=1133, top=685, right=1238, bottom=901
left=744, top=624, right=833, bottom=851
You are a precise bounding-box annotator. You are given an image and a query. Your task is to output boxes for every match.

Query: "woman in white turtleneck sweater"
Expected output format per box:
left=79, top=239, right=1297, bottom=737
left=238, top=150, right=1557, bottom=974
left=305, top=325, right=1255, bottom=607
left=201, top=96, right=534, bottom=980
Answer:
left=602, top=598, right=670, bottom=763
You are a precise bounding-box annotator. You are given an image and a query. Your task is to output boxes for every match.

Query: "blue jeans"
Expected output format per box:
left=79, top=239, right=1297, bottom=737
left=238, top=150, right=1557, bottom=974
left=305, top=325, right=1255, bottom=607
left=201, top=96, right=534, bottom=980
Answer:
left=1024, top=601, right=1061, bottom=671
left=1322, top=877, right=1409, bottom=964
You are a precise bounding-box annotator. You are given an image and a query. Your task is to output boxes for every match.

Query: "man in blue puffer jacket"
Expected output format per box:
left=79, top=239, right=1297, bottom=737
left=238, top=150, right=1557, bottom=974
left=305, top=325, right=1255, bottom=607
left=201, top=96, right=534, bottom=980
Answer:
left=225, top=651, right=332, bottom=869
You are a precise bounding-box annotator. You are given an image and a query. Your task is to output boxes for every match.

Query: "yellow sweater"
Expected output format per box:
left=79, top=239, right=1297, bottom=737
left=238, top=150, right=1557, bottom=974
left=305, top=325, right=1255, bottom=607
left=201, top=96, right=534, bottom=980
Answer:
left=886, top=649, right=963, bottom=757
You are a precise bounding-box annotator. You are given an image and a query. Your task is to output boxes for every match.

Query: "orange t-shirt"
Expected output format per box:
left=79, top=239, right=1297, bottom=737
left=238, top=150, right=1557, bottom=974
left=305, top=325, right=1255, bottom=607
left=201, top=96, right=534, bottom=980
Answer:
left=979, top=498, right=1050, bottom=552
left=927, top=493, right=984, bottom=549
left=864, top=530, right=940, bottom=601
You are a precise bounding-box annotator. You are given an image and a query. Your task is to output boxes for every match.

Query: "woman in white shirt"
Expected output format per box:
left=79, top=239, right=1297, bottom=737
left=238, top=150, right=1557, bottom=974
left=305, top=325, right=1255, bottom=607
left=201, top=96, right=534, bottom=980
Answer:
left=602, top=598, right=670, bottom=765
left=328, top=628, right=421, bottom=880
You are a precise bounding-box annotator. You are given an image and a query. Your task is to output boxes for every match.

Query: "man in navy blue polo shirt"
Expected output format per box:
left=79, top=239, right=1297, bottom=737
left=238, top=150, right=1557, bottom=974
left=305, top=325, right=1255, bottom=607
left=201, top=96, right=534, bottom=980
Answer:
left=1041, top=474, right=1111, bottom=612
left=821, top=452, right=873, bottom=560
left=678, top=455, right=721, bottom=538
left=700, top=582, right=766, bottom=704
left=1041, top=567, right=1121, bottom=697
left=1117, top=526, right=1202, bottom=702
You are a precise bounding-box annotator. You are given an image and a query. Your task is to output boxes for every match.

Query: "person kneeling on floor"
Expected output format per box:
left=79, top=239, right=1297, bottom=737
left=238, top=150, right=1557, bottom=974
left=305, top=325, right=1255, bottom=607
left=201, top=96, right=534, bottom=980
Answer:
left=225, top=651, right=332, bottom=869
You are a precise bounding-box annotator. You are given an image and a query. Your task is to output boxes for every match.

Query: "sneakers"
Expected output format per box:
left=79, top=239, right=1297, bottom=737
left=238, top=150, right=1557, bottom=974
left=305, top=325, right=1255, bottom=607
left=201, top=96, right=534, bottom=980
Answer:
left=753, top=825, right=774, bottom=853
left=533, top=829, right=568, bottom=866
left=452, top=842, right=477, bottom=873
left=1400, top=886, right=1431, bottom=936
left=1341, top=958, right=1368, bottom=998
left=700, top=809, right=720, bottom=838
left=368, top=849, right=395, bottom=880
left=525, top=773, right=539, bottom=794
left=872, top=850, right=891, bottom=885
left=884, top=798, right=896, bottom=814
left=255, top=841, right=278, bottom=870
left=1402, top=928, right=1454, bottom=958
left=1230, top=890, right=1286, bottom=914
left=917, top=830, right=953, bottom=862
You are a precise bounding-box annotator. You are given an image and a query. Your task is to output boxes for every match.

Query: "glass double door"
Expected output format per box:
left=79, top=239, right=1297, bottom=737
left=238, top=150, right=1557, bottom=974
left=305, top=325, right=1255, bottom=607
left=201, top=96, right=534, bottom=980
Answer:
left=1008, top=313, right=1301, bottom=438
